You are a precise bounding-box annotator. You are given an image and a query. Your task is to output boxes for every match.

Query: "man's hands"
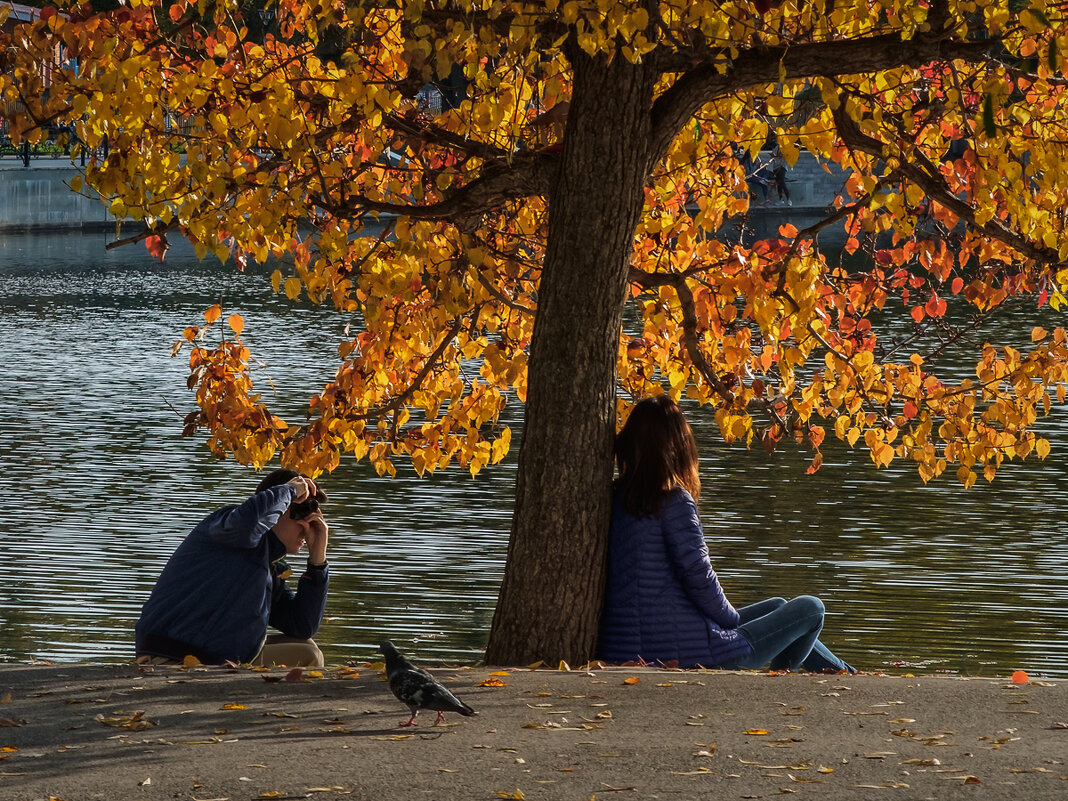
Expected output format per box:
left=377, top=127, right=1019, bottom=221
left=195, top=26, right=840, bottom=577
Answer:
left=304, top=513, right=329, bottom=566
left=286, top=475, right=318, bottom=503
left=282, top=476, right=329, bottom=566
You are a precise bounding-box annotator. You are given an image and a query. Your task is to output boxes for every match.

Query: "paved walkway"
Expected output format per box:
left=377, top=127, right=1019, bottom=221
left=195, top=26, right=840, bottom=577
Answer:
left=1, top=662, right=1065, bottom=800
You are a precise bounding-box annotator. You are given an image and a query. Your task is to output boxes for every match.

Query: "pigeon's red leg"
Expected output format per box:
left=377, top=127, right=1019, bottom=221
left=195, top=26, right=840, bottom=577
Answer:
left=399, top=713, right=418, bottom=727
left=433, top=711, right=446, bottom=726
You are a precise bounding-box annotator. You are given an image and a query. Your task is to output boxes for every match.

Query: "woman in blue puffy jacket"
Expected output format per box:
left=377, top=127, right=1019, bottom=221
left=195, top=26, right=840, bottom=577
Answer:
left=597, top=395, right=854, bottom=673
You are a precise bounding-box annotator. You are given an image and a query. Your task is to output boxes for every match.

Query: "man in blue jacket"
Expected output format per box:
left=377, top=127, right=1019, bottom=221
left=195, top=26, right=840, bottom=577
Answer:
left=135, top=469, right=331, bottom=667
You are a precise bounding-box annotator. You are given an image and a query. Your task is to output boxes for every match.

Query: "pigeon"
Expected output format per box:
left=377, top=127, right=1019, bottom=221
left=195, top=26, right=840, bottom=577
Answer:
left=379, top=640, right=476, bottom=727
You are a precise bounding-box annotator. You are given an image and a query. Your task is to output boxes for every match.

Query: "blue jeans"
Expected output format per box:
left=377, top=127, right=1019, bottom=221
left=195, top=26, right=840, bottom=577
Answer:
left=731, top=596, right=855, bottom=673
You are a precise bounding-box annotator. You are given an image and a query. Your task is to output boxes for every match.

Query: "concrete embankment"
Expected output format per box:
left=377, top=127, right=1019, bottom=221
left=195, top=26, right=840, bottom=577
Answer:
left=0, top=662, right=1064, bottom=800
left=0, top=163, right=116, bottom=233
left=0, top=153, right=849, bottom=239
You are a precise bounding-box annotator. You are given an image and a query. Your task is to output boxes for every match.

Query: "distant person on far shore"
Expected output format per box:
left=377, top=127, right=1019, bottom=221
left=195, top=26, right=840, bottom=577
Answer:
left=135, top=469, right=331, bottom=667
left=598, top=396, right=855, bottom=673
left=771, top=146, right=791, bottom=205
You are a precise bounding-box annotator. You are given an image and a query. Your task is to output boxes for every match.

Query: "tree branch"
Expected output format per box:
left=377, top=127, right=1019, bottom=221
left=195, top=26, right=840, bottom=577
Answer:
left=320, top=151, right=556, bottom=224
left=831, top=103, right=1063, bottom=267
left=650, top=30, right=994, bottom=166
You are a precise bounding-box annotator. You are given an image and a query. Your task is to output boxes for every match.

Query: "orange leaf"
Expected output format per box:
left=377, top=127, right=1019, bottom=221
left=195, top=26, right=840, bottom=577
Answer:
left=478, top=677, right=508, bottom=687
left=745, top=729, right=770, bottom=735
left=145, top=235, right=168, bottom=261
left=203, top=304, right=222, bottom=324
left=182, top=654, right=201, bottom=667
left=805, top=452, right=823, bottom=475
left=903, top=401, right=918, bottom=420
left=228, top=313, right=245, bottom=337
left=623, top=676, right=640, bottom=685
left=951, top=277, right=964, bottom=295
left=221, top=703, right=247, bottom=710
left=925, top=293, right=947, bottom=317
left=1011, top=670, right=1029, bottom=684
left=910, top=306, right=925, bottom=323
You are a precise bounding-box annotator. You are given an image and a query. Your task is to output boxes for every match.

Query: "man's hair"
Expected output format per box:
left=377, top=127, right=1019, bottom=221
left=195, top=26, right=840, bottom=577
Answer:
left=256, top=468, right=303, bottom=494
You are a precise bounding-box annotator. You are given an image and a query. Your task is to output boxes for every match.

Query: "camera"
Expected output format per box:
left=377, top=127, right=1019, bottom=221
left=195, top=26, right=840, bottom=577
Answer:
left=290, top=488, right=328, bottom=520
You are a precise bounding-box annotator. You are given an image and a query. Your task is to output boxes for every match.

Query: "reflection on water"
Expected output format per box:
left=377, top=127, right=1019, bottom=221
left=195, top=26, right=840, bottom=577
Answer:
left=0, top=231, right=1065, bottom=676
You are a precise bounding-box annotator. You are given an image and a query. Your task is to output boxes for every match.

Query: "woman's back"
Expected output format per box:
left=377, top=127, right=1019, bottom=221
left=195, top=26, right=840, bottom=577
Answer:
left=597, top=488, right=750, bottom=668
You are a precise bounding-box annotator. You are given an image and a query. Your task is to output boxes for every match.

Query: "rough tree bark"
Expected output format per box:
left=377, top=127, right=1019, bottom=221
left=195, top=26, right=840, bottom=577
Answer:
left=484, top=48, right=657, bottom=665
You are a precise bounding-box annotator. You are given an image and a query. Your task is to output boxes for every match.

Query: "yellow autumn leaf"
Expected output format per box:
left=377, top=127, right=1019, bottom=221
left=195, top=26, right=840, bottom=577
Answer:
left=221, top=703, right=247, bottom=710
left=203, top=304, right=222, bottom=324
left=228, top=313, right=245, bottom=336
left=284, top=277, right=301, bottom=300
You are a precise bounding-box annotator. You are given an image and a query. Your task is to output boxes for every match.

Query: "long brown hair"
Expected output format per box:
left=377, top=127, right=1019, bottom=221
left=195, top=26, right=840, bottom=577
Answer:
left=614, top=395, right=701, bottom=517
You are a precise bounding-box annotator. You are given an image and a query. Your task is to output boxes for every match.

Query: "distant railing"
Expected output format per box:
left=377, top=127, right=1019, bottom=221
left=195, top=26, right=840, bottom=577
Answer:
left=0, top=117, right=108, bottom=167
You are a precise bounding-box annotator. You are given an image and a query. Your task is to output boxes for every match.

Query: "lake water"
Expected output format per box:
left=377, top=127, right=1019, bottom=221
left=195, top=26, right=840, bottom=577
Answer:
left=0, top=231, right=1065, bottom=677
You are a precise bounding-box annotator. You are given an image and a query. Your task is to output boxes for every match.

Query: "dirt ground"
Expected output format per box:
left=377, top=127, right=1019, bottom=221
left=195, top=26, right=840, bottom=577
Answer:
left=0, top=662, right=1065, bottom=801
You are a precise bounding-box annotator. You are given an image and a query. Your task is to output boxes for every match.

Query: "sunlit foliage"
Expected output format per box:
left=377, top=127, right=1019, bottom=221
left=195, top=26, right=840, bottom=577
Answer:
left=5, top=0, right=1068, bottom=489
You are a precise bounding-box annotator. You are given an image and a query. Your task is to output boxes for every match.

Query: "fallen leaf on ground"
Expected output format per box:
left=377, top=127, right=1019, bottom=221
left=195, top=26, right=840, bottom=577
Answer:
left=182, top=655, right=202, bottom=667
left=622, top=677, right=640, bottom=685
left=138, top=778, right=152, bottom=787
left=283, top=668, right=304, bottom=682
left=96, top=711, right=155, bottom=731
left=1011, top=671, right=1029, bottom=684
left=670, top=767, right=713, bottom=776
left=495, top=790, right=526, bottom=799
left=0, top=719, right=25, bottom=727
left=221, top=703, right=246, bottom=710
left=488, top=670, right=511, bottom=677
left=745, top=729, right=770, bottom=735
left=1050, top=722, right=1068, bottom=729
left=478, top=677, right=507, bottom=687
left=740, top=761, right=811, bottom=770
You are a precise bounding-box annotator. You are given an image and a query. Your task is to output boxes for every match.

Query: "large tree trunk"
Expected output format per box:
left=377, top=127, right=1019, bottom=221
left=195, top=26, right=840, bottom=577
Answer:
left=484, top=49, right=657, bottom=665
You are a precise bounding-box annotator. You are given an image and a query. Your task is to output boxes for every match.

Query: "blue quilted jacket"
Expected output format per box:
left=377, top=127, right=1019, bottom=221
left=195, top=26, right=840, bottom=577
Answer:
left=597, top=488, right=753, bottom=668
left=135, top=484, right=329, bottom=664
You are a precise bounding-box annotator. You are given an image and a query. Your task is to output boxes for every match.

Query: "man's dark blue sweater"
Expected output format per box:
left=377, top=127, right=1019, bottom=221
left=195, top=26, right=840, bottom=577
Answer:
left=135, top=484, right=329, bottom=664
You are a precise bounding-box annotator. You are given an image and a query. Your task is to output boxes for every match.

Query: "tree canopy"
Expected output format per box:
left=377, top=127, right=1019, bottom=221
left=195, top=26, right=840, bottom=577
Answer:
left=5, top=0, right=1068, bottom=662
